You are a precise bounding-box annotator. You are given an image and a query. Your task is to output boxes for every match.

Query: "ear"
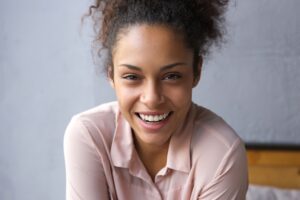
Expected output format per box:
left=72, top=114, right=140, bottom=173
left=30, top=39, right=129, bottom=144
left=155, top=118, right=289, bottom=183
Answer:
left=193, top=56, right=202, bottom=88
left=107, top=67, right=115, bottom=89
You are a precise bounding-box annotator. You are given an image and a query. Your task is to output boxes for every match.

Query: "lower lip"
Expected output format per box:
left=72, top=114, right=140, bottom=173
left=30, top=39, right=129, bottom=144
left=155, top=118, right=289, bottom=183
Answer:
left=137, top=114, right=171, bottom=132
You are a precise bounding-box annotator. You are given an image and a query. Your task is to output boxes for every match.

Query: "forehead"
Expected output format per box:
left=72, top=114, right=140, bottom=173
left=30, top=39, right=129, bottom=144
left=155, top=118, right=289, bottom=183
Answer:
left=118, top=24, right=182, bottom=46
left=112, top=24, right=193, bottom=66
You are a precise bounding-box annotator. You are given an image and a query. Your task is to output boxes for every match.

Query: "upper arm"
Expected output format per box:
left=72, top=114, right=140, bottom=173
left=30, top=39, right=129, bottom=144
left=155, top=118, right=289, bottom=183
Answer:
left=198, top=139, right=249, bottom=200
left=64, top=117, right=110, bottom=200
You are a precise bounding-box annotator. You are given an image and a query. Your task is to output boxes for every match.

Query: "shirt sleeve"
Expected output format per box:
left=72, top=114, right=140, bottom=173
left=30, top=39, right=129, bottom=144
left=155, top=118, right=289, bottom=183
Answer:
left=64, top=116, right=110, bottom=200
left=198, top=138, right=249, bottom=200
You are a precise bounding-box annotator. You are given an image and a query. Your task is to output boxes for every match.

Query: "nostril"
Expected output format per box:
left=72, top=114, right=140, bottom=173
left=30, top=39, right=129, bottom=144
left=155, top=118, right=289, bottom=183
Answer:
left=140, top=94, right=164, bottom=106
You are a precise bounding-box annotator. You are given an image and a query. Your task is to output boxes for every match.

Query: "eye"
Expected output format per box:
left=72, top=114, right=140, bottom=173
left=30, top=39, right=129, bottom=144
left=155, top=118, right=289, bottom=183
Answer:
left=122, top=74, right=140, bottom=80
left=163, top=73, right=182, bottom=80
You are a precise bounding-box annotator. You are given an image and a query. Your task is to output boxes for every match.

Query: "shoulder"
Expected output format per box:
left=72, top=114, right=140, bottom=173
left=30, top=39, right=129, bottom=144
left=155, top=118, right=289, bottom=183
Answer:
left=64, top=102, right=119, bottom=199
left=64, top=101, right=119, bottom=149
left=189, top=104, right=248, bottom=189
left=191, top=103, right=242, bottom=151
left=75, top=101, right=118, bottom=124
left=190, top=103, right=247, bottom=175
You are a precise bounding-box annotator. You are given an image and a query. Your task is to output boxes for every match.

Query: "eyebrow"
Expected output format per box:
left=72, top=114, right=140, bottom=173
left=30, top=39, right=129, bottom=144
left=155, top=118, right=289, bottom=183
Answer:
left=119, top=62, right=187, bottom=71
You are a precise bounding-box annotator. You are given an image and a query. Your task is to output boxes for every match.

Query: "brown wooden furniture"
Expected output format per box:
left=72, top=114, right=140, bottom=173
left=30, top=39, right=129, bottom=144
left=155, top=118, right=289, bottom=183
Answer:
left=246, top=144, right=300, bottom=189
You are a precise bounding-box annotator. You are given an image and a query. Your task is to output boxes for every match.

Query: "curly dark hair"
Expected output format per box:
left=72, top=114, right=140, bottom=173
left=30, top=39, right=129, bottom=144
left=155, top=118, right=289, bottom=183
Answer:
left=87, top=0, right=229, bottom=77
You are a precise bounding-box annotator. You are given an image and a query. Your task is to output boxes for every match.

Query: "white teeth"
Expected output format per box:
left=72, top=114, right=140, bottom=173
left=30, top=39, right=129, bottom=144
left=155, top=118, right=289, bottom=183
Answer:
left=149, top=115, right=154, bottom=121
left=139, top=113, right=170, bottom=122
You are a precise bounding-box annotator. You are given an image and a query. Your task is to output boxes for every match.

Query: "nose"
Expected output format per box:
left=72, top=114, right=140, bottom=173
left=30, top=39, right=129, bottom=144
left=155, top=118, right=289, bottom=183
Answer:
left=140, top=81, right=164, bottom=108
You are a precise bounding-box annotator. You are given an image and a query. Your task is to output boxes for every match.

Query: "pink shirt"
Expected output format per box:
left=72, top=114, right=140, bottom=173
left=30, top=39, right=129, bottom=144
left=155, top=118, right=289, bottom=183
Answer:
left=64, top=102, right=248, bottom=200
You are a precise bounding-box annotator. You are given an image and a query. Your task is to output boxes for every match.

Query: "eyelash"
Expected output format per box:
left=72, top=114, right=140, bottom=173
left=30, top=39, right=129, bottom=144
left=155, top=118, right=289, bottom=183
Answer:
left=121, top=73, right=182, bottom=81
left=122, top=74, right=140, bottom=80
left=163, top=73, right=182, bottom=80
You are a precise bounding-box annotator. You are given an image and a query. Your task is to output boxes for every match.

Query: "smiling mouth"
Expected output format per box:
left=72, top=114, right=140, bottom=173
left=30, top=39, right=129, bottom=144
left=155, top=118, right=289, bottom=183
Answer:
left=136, top=112, right=173, bottom=123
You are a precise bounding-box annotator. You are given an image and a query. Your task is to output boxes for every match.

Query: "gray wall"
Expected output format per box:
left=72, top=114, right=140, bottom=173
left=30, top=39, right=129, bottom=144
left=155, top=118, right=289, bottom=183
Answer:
left=0, top=0, right=299, bottom=199
left=195, top=1, right=300, bottom=144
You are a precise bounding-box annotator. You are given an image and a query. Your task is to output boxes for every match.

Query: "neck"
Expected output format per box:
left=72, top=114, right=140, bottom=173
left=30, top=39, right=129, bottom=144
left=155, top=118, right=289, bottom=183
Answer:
left=134, top=136, right=169, bottom=159
left=133, top=133, right=170, bottom=180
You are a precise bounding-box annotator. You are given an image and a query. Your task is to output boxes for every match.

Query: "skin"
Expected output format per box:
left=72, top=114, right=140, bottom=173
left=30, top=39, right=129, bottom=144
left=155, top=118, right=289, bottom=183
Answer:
left=109, top=24, right=201, bottom=180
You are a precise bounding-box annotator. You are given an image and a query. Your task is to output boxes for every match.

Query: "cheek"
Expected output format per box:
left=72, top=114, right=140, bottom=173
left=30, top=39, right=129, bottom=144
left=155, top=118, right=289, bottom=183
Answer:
left=164, top=84, right=193, bottom=106
left=114, top=83, right=140, bottom=106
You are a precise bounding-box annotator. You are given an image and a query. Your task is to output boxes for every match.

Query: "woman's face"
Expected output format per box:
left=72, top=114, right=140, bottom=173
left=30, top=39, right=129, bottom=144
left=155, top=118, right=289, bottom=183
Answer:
left=110, top=24, right=201, bottom=149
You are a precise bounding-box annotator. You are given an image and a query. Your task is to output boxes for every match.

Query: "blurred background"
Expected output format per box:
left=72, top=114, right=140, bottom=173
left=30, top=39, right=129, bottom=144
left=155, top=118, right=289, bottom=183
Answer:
left=1, top=0, right=299, bottom=199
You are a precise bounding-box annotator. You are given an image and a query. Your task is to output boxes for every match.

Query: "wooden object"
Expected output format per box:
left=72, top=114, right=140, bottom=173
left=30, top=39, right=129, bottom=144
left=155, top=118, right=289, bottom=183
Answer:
left=247, top=149, right=300, bottom=189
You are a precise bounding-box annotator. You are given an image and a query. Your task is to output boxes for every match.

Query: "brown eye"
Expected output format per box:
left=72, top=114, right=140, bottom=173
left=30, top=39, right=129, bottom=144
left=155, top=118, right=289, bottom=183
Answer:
left=163, top=73, right=182, bottom=80
left=122, top=74, right=140, bottom=80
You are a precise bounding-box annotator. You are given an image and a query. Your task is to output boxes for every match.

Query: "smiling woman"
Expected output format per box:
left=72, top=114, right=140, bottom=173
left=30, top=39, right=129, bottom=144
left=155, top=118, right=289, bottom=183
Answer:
left=111, top=25, right=196, bottom=150
left=64, top=0, right=248, bottom=200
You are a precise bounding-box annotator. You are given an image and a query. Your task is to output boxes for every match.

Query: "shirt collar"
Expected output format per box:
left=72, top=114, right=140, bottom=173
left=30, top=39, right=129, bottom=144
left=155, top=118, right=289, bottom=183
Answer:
left=166, top=103, right=195, bottom=173
left=110, top=111, right=134, bottom=168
